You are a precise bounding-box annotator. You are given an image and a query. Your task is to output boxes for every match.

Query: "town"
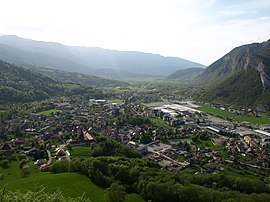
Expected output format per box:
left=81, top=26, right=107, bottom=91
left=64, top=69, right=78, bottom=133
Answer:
left=1, top=86, right=270, bottom=179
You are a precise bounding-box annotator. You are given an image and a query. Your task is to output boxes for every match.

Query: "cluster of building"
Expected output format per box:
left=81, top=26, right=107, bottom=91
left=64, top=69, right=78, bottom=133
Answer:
left=1, top=95, right=270, bottom=173
left=152, top=104, right=203, bottom=126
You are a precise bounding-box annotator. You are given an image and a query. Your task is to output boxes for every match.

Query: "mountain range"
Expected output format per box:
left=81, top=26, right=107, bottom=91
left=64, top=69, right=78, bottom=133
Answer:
left=0, top=35, right=204, bottom=78
left=199, top=39, right=270, bottom=110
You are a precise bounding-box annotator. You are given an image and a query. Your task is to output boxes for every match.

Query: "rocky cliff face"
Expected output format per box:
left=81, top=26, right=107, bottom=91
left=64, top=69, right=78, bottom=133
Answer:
left=199, top=40, right=270, bottom=109
left=201, top=40, right=270, bottom=87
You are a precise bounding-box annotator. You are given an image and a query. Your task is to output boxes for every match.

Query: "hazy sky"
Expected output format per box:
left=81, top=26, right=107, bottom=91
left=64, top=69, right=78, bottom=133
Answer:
left=0, top=0, right=270, bottom=65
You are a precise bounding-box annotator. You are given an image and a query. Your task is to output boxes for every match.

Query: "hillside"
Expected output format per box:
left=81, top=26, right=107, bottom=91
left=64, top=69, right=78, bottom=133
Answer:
left=167, top=67, right=204, bottom=81
left=199, top=40, right=270, bottom=109
left=0, top=60, right=103, bottom=103
left=0, top=43, right=92, bottom=74
left=0, top=35, right=204, bottom=77
left=23, top=65, right=127, bottom=87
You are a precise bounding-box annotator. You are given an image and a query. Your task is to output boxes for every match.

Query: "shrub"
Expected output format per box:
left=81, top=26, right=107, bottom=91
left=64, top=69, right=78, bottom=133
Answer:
left=1, top=160, right=10, bottom=169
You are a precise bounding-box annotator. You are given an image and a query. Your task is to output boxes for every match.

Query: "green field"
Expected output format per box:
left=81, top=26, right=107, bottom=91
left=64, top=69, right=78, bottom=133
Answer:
left=198, top=104, right=270, bottom=125
left=196, top=139, right=224, bottom=151
left=150, top=117, right=169, bottom=128
left=107, top=86, right=142, bottom=94
left=108, top=87, right=132, bottom=93
left=0, top=161, right=145, bottom=202
left=125, top=194, right=146, bottom=202
left=62, top=83, right=82, bottom=90
left=0, top=161, right=105, bottom=201
left=70, top=146, right=92, bottom=157
left=111, top=99, right=122, bottom=103
left=37, top=109, right=61, bottom=116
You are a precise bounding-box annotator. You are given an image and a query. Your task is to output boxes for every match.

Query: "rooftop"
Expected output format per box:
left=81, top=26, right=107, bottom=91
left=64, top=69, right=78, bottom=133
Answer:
left=254, top=130, right=270, bottom=137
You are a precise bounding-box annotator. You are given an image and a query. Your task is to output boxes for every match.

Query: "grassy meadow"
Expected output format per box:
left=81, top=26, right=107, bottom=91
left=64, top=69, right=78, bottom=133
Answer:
left=0, top=160, right=145, bottom=202
left=37, top=109, right=61, bottom=116
left=150, top=117, right=169, bottom=128
left=198, top=104, right=270, bottom=125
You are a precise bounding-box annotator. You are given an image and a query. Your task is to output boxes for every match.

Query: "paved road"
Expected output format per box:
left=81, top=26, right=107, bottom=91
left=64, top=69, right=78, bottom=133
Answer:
left=65, top=150, right=71, bottom=161
left=46, top=150, right=52, bottom=164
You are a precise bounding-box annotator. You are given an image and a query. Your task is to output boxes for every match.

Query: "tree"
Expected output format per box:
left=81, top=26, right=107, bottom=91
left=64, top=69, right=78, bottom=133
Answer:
left=50, top=161, right=70, bottom=173
left=140, top=133, right=152, bottom=144
left=21, top=164, right=30, bottom=177
left=14, top=125, right=23, bottom=137
left=19, top=159, right=27, bottom=169
left=1, top=160, right=9, bottom=169
left=106, top=182, right=126, bottom=202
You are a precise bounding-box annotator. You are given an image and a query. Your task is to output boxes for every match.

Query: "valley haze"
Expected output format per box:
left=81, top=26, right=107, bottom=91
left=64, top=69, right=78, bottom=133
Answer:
left=0, top=35, right=204, bottom=78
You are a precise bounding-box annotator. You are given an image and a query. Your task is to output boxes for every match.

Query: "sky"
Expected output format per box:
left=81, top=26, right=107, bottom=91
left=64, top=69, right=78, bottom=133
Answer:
left=0, top=0, right=270, bottom=66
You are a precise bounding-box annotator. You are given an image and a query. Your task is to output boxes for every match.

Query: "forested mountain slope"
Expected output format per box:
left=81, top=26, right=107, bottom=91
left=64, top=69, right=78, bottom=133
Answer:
left=0, top=60, right=102, bottom=103
left=199, top=40, right=270, bottom=109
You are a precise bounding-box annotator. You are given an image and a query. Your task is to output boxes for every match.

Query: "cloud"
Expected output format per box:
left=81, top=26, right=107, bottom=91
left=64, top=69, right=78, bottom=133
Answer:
left=217, top=9, right=257, bottom=17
